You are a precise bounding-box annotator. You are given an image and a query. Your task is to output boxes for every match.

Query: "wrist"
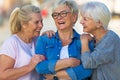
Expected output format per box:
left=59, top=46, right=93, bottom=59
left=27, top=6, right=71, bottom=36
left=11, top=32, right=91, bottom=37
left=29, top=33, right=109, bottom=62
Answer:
left=53, top=74, right=59, bottom=80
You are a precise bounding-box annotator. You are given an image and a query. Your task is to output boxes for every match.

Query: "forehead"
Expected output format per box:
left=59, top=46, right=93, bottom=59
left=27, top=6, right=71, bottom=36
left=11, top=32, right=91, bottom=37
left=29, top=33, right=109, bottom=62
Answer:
left=81, top=12, right=91, bottom=18
left=30, top=13, right=42, bottom=20
left=53, top=5, right=70, bottom=13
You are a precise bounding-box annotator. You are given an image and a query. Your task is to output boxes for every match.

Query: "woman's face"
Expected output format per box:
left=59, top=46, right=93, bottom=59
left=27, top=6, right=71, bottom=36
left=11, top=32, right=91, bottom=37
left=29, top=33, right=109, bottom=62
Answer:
left=52, top=5, right=77, bottom=31
left=80, top=14, right=98, bottom=34
left=24, top=13, right=43, bottom=37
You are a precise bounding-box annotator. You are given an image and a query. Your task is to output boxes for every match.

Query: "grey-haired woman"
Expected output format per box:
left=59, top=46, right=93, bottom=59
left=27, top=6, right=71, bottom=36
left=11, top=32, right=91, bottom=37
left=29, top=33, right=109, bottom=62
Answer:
left=80, top=1, right=120, bottom=80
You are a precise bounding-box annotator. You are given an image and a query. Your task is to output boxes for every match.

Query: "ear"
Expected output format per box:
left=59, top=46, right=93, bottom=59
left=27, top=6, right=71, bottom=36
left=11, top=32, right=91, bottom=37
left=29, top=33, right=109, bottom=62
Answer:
left=20, top=21, right=27, bottom=28
left=97, top=20, right=103, bottom=27
left=72, top=14, right=78, bottom=24
left=96, top=20, right=103, bottom=28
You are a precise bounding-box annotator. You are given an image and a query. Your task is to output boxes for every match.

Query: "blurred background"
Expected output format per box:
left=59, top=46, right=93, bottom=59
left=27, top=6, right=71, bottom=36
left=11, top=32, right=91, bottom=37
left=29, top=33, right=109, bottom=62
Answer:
left=0, top=0, right=120, bottom=48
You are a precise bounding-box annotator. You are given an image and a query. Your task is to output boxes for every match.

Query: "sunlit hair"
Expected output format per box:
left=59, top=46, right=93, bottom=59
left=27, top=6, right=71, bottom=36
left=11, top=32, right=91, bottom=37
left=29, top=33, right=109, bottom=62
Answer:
left=52, top=0, right=78, bottom=14
left=80, top=1, right=111, bottom=30
left=9, top=4, right=40, bottom=34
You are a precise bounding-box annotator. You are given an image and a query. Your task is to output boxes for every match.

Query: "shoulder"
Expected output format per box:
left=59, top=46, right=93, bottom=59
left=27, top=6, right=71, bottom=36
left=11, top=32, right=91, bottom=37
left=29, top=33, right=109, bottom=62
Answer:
left=0, top=34, right=19, bottom=59
left=2, top=34, right=18, bottom=46
left=37, top=35, right=54, bottom=41
left=37, top=35, right=55, bottom=44
left=105, top=30, right=120, bottom=43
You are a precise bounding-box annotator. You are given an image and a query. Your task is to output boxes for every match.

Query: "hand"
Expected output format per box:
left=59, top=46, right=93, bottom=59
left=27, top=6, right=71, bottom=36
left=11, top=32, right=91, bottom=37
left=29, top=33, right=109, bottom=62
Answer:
left=68, top=58, right=80, bottom=67
left=39, top=55, right=46, bottom=60
left=80, top=33, right=93, bottom=42
left=29, top=54, right=45, bottom=69
left=44, top=74, right=54, bottom=80
left=80, top=34, right=92, bottom=53
left=41, top=30, right=55, bottom=38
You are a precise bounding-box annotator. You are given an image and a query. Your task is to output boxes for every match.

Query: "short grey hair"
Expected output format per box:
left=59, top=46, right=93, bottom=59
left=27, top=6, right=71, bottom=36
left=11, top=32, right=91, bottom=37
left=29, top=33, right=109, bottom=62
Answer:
left=52, top=0, right=78, bottom=14
left=80, top=1, right=111, bottom=30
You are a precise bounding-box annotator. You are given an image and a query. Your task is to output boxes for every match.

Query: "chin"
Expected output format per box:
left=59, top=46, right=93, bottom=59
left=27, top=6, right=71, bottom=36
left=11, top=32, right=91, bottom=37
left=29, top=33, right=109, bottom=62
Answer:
left=35, top=33, right=40, bottom=37
left=58, top=27, right=66, bottom=30
left=83, top=29, right=89, bottom=33
left=83, top=30, right=87, bottom=33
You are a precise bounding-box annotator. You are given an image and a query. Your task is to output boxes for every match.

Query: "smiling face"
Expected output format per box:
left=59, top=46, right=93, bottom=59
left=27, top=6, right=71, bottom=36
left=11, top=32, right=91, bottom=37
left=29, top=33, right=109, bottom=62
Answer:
left=23, top=13, right=43, bottom=38
left=52, top=5, right=77, bottom=31
left=80, top=13, right=99, bottom=34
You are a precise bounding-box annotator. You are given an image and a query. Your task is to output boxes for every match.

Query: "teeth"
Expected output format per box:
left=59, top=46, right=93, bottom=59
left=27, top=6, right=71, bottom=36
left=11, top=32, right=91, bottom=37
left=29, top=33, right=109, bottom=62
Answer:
left=58, top=22, right=65, bottom=24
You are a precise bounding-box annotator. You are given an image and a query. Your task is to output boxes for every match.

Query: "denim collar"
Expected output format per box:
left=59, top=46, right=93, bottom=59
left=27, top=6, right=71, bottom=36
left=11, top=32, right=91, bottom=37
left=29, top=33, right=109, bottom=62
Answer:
left=54, top=29, right=80, bottom=40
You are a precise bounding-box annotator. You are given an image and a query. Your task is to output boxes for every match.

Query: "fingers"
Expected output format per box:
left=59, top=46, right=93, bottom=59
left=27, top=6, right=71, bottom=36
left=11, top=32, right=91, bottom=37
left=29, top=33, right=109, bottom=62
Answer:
left=41, top=30, right=55, bottom=38
left=31, top=55, right=42, bottom=64
left=31, top=54, right=45, bottom=65
left=39, top=55, right=46, bottom=60
left=44, top=74, right=53, bottom=80
left=80, top=34, right=93, bottom=42
left=47, top=30, right=55, bottom=38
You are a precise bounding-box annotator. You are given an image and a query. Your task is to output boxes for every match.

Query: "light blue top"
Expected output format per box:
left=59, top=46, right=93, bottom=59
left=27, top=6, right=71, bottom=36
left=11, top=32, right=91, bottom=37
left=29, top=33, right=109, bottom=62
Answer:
left=81, top=30, right=120, bottom=80
left=35, top=29, right=94, bottom=80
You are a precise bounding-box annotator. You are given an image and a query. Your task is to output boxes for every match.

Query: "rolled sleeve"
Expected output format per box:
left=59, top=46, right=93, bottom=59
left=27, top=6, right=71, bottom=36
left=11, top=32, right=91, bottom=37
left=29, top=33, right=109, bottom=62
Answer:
left=66, top=68, right=77, bottom=80
left=72, top=65, right=92, bottom=80
left=48, top=60, right=57, bottom=73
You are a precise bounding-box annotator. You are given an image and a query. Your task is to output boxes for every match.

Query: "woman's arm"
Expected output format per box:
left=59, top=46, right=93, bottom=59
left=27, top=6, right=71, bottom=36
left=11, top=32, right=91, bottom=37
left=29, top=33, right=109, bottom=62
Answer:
left=80, top=33, right=115, bottom=68
left=80, top=34, right=93, bottom=53
left=0, top=54, right=42, bottom=80
left=55, top=57, right=80, bottom=71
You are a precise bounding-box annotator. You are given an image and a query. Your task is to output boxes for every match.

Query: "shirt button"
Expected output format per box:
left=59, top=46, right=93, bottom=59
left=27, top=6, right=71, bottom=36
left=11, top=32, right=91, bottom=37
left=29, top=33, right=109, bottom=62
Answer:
left=57, top=54, right=59, bottom=56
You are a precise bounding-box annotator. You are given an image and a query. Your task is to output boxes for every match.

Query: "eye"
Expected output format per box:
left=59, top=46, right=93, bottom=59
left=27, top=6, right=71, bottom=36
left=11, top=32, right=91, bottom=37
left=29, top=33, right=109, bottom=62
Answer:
left=41, top=20, right=43, bottom=23
left=35, top=21, right=39, bottom=24
left=61, top=11, right=67, bottom=15
left=52, top=13, right=58, bottom=17
left=83, top=17, right=89, bottom=21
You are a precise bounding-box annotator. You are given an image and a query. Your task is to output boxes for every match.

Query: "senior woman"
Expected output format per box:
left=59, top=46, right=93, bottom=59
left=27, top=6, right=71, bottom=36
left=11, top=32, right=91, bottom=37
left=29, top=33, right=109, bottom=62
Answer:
left=35, top=0, right=94, bottom=80
left=80, top=1, right=120, bottom=80
left=0, top=4, right=54, bottom=80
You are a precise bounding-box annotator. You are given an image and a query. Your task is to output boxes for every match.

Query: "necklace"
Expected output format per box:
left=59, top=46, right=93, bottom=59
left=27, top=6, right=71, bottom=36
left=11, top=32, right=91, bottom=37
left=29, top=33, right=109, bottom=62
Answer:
left=17, top=32, right=32, bottom=43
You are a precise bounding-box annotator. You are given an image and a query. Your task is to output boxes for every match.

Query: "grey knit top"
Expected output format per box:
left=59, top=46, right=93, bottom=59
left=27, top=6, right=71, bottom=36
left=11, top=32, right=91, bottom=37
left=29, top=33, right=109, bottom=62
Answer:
left=81, top=30, right=120, bottom=80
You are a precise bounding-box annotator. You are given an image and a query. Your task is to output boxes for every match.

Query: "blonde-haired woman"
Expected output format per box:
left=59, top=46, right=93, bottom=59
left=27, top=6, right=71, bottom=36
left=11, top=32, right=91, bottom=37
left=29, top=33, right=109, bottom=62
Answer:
left=0, top=4, right=46, bottom=80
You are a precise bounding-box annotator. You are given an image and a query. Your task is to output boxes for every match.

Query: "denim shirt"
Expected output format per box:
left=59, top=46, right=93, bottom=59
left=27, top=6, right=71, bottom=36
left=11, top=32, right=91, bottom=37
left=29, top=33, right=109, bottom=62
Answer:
left=35, top=29, right=94, bottom=80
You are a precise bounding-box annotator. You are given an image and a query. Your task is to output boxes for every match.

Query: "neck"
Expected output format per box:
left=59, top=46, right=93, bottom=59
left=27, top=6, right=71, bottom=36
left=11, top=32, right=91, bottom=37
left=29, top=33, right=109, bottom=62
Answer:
left=17, top=32, right=33, bottom=43
left=58, top=29, right=73, bottom=41
left=58, top=29, right=73, bottom=46
left=93, top=29, right=108, bottom=43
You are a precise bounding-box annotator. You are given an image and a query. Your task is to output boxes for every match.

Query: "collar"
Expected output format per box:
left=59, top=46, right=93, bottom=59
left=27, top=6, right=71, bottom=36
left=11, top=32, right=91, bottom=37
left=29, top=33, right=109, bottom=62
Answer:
left=54, top=29, right=80, bottom=40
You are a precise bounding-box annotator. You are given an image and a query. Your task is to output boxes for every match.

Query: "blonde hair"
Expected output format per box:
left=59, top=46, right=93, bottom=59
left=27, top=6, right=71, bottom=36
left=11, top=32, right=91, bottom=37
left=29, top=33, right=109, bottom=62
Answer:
left=9, top=4, right=40, bottom=34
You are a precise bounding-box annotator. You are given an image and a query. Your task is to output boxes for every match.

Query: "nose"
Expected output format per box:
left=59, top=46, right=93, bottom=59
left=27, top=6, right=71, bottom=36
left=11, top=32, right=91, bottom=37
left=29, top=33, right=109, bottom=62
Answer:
left=80, top=19, right=84, bottom=24
left=38, top=21, right=43, bottom=28
left=57, top=15, right=62, bottom=19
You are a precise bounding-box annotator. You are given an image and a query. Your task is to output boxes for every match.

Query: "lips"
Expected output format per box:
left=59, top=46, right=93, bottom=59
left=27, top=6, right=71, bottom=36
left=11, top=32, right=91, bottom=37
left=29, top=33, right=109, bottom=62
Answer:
left=36, top=28, right=41, bottom=32
left=58, top=21, right=65, bottom=25
left=82, top=24, right=87, bottom=29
